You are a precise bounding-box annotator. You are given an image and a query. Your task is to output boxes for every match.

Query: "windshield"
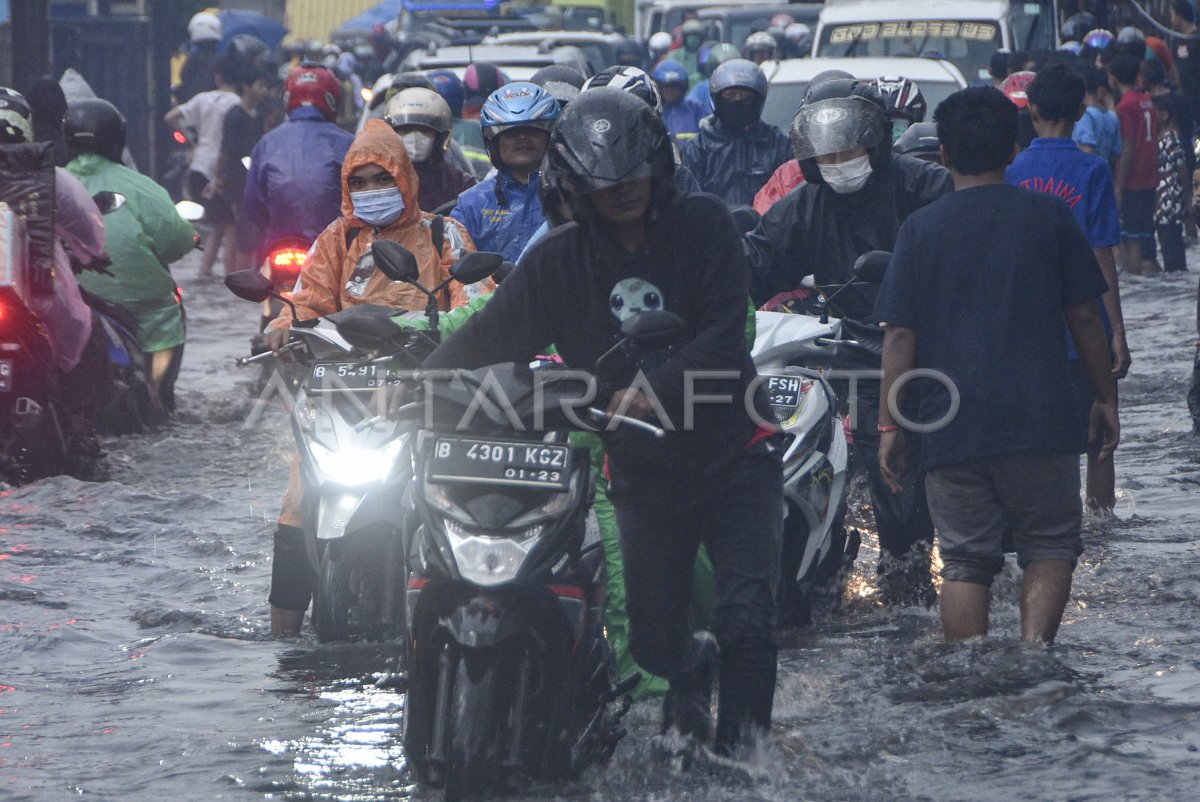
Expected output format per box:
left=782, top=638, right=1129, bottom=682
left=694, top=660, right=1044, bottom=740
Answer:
left=762, top=78, right=963, bottom=134
left=817, top=20, right=1000, bottom=83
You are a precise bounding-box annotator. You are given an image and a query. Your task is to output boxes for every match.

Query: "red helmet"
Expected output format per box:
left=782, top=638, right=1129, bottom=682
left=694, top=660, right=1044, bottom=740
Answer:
left=284, top=65, right=342, bottom=120
left=1001, top=70, right=1036, bottom=109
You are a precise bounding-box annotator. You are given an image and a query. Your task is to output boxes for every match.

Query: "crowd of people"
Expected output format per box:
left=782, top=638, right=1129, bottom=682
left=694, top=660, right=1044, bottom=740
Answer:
left=4, top=2, right=1200, bottom=767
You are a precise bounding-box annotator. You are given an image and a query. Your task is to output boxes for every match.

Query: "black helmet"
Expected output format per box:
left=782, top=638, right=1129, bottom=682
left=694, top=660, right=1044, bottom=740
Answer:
left=893, top=121, right=941, bottom=164
left=790, top=77, right=889, bottom=184
left=530, top=64, right=586, bottom=107
left=545, top=88, right=674, bottom=222
left=64, top=98, right=126, bottom=163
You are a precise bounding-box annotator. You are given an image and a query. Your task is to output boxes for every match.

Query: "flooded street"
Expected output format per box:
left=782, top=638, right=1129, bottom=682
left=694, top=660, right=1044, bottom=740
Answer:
left=2, top=250, right=1199, bottom=801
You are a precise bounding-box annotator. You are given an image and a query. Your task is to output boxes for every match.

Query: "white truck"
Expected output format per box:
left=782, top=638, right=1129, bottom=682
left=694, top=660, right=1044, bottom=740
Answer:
left=813, top=0, right=1061, bottom=84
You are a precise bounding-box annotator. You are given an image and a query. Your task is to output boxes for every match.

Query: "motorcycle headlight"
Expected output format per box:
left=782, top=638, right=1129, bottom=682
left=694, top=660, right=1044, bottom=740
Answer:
left=295, top=397, right=321, bottom=432
left=308, top=436, right=407, bottom=486
left=444, top=518, right=542, bottom=586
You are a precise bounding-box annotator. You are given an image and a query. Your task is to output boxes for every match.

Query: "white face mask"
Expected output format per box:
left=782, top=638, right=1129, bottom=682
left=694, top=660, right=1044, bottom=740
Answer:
left=819, top=153, right=873, bottom=195
left=400, top=130, right=435, bottom=163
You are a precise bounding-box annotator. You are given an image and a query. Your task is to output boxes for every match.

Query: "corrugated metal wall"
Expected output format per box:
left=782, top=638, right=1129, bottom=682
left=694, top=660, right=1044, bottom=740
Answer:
left=286, top=0, right=377, bottom=42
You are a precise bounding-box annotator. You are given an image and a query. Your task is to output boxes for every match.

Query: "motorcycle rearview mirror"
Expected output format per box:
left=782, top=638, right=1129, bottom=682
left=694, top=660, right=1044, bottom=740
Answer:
left=336, top=309, right=407, bottom=351
left=175, top=200, right=205, bottom=221
left=729, top=205, right=761, bottom=235
left=852, top=250, right=892, bottom=284
left=493, top=260, right=517, bottom=284
left=372, top=240, right=421, bottom=284
left=450, top=251, right=502, bottom=285
left=91, top=191, right=127, bottom=215
left=224, top=270, right=273, bottom=303
left=620, top=311, right=686, bottom=348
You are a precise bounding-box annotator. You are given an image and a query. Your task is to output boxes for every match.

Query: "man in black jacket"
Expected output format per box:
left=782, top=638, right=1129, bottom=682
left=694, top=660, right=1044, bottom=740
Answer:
left=745, top=78, right=953, bottom=604
left=423, top=88, right=782, bottom=755
left=681, top=59, right=792, bottom=208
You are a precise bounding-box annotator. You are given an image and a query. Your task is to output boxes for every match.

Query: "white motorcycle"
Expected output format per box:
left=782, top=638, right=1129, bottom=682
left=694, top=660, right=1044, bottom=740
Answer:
left=750, top=250, right=893, bottom=623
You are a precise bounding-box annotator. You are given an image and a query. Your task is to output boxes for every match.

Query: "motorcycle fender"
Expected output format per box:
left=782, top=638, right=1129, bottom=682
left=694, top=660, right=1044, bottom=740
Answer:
left=316, top=489, right=366, bottom=540
left=443, top=595, right=524, bottom=650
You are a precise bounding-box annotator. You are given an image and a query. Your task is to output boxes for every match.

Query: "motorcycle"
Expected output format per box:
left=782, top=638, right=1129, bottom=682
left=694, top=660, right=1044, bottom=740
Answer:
left=0, top=191, right=160, bottom=483
left=223, top=243, right=502, bottom=642
left=396, top=283, right=667, bottom=798
left=751, top=250, right=893, bottom=624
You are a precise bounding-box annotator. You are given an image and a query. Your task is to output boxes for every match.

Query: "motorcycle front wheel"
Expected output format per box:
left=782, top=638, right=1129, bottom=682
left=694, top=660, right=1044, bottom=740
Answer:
left=444, top=649, right=501, bottom=801
left=311, top=539, right=353, bottom=642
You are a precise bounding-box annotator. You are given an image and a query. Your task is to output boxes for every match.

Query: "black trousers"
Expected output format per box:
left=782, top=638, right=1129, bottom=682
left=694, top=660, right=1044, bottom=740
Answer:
left=842, top=379, right=935, bottom=566
left=614, top=442, right=782, bottom=750
left=1159, top=222, right=1187, bottom=273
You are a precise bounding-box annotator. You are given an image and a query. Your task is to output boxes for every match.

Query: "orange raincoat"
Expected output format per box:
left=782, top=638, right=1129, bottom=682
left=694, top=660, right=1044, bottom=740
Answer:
left=268, top=118, right=478, bottom=334
left=273, top=119, right=481, bottom=529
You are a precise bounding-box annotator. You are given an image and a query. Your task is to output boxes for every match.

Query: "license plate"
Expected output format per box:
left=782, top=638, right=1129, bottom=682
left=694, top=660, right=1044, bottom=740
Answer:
left=428, top=437, right=571, bottom=491
left=0, top=359, right=11, bottom=392
left=764, top=374, right=805, bottom=421
left=308, top=361, right=394, bottom=392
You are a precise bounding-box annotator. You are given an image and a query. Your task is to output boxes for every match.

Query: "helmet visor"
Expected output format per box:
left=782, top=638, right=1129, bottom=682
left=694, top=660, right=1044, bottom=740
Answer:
left=790, top=97, right=887, bottom=161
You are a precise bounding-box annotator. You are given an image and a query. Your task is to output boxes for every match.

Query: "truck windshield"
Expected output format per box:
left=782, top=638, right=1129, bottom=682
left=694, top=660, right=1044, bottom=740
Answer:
left=817, top=20, right=999, bottom=83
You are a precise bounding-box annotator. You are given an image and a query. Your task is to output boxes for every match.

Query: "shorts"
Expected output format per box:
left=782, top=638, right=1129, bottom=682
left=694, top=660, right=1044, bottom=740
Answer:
left=925, top=452, right=1083, bottom=585
left=187, top=170, right=234, bottom=226
left=1120, top=189, right=1157, bottom=261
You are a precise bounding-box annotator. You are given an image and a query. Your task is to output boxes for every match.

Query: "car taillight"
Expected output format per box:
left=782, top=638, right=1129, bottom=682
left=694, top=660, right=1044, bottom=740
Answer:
left=173, top=131, right=188, bottom=145
left=269, top=248, right=307, bottom=291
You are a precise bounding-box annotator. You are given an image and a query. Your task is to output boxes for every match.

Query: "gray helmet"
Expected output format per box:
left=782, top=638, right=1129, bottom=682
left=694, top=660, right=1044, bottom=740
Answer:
left=384, top=87, right=452, bottom=134
left=710, top=58, right=768, bottom=98
left=530, top=64, right=586, bottom=107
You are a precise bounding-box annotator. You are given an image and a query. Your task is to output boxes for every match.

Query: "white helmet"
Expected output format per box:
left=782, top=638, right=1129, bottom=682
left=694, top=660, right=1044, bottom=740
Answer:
left=785, top=22, right=811, bottom=42
left=188, top=12, right=222, bottom=44
left=649, top=31, right=673, bottom=59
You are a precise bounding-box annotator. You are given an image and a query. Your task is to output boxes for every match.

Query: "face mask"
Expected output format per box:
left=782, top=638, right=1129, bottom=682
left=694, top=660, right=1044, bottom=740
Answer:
left=350, top=186, right=406, bottom=227
left=819, top=154, right=873, bottom=195
left=717, top=98, right=760, bottom=132
left=400, top=130, right=435, bottom=163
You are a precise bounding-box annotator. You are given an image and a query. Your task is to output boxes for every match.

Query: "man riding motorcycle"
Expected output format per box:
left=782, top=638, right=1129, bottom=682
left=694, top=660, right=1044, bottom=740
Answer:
left=424, top=88, right=782, bottom=757
left=681, top=59, right=792, bottom=208
left=262, top=118, right=477, bottom=634
left=64, top=99, right=196, bottom=413
left=242, top=65, right=353, bottom=266
left=745, top=78, right=953, bottom=604
left=451, top=82, right=560, bottom=262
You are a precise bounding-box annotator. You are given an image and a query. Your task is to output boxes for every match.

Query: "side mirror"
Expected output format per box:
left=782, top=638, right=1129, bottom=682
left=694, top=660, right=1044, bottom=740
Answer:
left=224, top=269, right=273, bottom=303
left=852, top=250, right=892, bottom=284
left=92, top=191, right=126, bottom=215
left=730, top=206, right=761, bottom=235
left=372, top=240, right=420, bottom=284
left=451, top=251, right=503, bottom=285
left=620, top=310, right=686, bottom=348
left=175, top=200, right=205, bottom=221
left=336, top=308, right=407, bottom=351
left=493, top=260, right=517, bottom=284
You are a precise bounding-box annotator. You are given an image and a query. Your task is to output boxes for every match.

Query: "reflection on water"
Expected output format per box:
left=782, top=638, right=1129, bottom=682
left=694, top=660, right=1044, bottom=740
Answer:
left=1, top=256, right=1199, bottom=800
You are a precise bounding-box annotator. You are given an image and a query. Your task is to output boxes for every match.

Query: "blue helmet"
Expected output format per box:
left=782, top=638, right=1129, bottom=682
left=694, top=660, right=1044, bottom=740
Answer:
left=427, top=69, right=464, bottom=118
left=651, top=59, right=690, bottom=90
left=480, top=81, right=561, bottom=137
left=710, top=58, right=768, bottom=98
left=480, top=81, right=561, bottom=167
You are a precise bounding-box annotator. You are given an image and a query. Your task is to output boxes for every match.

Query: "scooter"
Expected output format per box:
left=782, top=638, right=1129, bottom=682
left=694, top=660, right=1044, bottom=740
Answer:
left=751, top=250, right=893, bottom=624
left=0, top=191, right=161, bottom=483
left=223, top=243, right=501, bottom=642
left=397, top=295, right=667, bottom=799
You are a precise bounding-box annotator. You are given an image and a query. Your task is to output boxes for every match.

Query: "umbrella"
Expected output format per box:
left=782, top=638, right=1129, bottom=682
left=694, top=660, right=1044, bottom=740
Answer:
left=334, top=0, right=405, bottom=36
left=220, top=9, right=288, bottom=51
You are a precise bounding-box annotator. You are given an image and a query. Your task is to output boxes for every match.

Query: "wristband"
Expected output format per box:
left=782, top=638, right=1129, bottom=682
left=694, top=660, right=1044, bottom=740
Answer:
left=876, top=424, right=900, bottom=433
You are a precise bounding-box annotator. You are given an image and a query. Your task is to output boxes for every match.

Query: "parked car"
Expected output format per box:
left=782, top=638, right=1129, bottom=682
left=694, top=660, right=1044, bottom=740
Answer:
left=634, top=0, right=780, bottom=42
left=400, top=44, right=592, bottom=80
left=760, top=56, right=968, bottom=133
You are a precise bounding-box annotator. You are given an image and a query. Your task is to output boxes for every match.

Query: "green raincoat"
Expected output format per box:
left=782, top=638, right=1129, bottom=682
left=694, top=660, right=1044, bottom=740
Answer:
left=391, top=293, right=759, bottom=698
left=66, top=153, right=194, bottom=352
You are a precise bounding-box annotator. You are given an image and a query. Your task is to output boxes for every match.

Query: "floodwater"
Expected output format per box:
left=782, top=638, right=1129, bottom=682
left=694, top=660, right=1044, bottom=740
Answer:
left=2, top=250, right=1199, bottom=801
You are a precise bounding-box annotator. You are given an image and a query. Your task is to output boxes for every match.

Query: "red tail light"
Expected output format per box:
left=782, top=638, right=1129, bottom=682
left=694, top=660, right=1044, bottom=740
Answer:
left=173, top=131, right=188, bottom=145
left=269, top=247, right=307, bottom=291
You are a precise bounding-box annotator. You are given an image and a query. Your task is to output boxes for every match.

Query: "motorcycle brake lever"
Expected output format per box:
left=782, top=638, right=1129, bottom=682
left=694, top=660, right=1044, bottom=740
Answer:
left=586, top=408, right=666, bottom=439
